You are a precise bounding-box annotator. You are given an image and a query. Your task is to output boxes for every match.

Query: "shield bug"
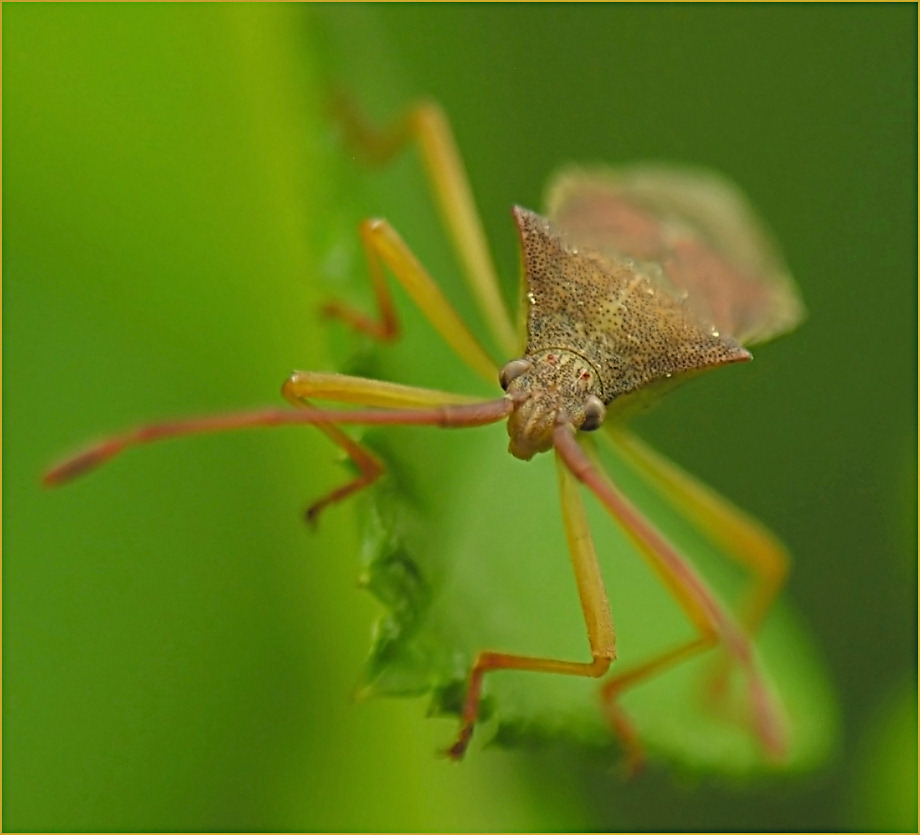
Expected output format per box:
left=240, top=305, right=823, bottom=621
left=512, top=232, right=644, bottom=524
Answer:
left=45, top=96, right=804, bottom=771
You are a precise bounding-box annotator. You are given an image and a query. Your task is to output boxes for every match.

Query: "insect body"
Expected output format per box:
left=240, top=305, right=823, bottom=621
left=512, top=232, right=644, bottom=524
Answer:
left=46, top=98, right=804, bottom=771
left=503, top=205, right=752, bottom=461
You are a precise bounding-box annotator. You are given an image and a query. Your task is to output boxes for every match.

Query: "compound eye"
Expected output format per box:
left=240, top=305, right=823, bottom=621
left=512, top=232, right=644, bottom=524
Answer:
left=499, top=358, right=532, bottom=391
left=580, top=395, right=606, bottom=432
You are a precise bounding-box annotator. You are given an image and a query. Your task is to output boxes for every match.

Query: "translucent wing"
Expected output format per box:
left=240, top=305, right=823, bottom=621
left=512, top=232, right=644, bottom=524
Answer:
left=545, top=166, right=805, bottom=346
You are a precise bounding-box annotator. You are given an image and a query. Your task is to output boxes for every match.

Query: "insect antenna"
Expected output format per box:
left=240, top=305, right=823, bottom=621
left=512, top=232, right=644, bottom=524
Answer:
left=44, top=398, right=515, bottom=488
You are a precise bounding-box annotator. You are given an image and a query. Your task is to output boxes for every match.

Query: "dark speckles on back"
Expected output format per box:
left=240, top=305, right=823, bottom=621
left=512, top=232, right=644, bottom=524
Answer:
left=512, top=206, right=750, bottom=404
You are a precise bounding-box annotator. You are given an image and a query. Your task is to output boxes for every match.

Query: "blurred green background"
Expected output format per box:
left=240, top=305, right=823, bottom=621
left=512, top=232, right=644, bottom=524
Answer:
left=4, top=4, right=915, bottom=831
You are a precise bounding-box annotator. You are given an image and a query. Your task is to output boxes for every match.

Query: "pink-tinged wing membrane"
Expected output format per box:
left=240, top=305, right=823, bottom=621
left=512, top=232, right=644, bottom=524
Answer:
left=545, top=167, right=805, bottom=347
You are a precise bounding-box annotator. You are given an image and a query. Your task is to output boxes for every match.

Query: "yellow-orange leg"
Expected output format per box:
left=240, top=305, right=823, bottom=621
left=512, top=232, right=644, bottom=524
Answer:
left=603, top=637, right=712, bottom=775
left=553, top=426, right=787, bottom=770
left=606, top=425, right=789, bottom=636
left=447, top=452, right=616, bottom=760
left=281, top=396, right=384, bottom=526
left=281, top=372, right=485, bottom=524
left=331, top=93, right=518, bottom=356
left=323, top=217, right=499, bottom=384
left=605, top=425, right=789, bottom=708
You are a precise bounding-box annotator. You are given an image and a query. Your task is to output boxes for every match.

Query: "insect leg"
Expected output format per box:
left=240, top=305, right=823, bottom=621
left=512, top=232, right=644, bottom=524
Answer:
left=553, top=425, right=787, bottom=766
left=604, top=426, right=788, bottom=705
left=447, top=452, right=616, bottom=760
left=323, top=218, right=499, bottom=383
left=605, top=425, right=789, bottom=635
left=603, top=637, right=712, bottom=774
left=280, top=402, right=385, bottom=526
left=281, top=371, right=484, bottom=523
left=332, top=93, right=518, bottom=355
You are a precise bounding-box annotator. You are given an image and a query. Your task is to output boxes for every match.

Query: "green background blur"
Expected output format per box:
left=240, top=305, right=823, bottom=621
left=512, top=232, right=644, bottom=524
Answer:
left=4, top=4, right=915, bottom=831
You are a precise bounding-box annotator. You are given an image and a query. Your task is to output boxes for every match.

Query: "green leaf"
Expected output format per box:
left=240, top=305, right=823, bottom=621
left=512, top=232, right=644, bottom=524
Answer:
left=343, top=406, right=837, bottom=773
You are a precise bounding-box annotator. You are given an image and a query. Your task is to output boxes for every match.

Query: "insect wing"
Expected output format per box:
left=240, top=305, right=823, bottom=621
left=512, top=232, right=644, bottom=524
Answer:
left=545, top=167, right=805, bottom=346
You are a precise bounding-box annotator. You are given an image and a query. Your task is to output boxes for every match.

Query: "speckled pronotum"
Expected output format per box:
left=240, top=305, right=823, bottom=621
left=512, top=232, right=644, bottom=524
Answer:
left=45, top=96, right=805, bottom=771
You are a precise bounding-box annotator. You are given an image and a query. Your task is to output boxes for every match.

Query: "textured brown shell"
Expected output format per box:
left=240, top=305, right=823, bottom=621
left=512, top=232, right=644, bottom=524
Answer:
left=513, top=206, right=751, bottom=405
